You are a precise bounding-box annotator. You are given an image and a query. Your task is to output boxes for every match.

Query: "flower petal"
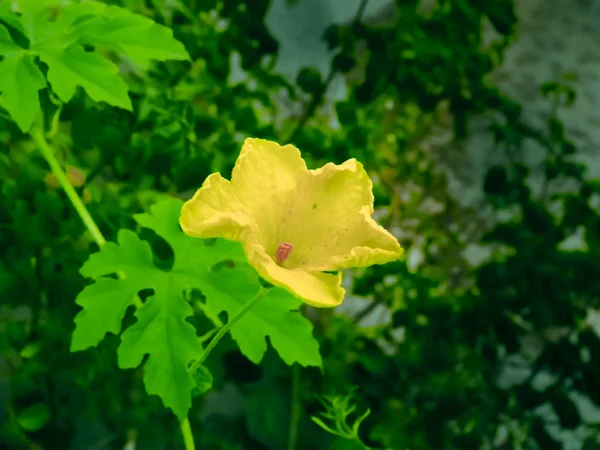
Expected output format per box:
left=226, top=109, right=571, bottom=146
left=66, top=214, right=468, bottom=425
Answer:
left=248, top=245, right=345, bottom=308
left=279, top=159, right=402, bottom=271
left=230, top=138, right=307, bottom=254
left=180, top=173, right=260, bottom=243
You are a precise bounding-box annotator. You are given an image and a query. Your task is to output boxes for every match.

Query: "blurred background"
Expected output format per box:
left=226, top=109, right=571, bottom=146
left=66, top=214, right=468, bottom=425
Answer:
left=2, top=0, right=600, bottom=448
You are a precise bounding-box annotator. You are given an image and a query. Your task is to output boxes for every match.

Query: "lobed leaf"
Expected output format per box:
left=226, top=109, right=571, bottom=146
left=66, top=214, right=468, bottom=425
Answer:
left=117, top=269, right=202, bottom=421
left=0, top=52, right=46, bottom=132
left=40, top=46, right=132, bottom=110
left=71, top=199, right=321, bottom=419
left=0, top=23, right=21, bottom=55
left=135, top=200, right=322, bottom=368
left=204, top=269, right=322, bottom=367
left=0, top=4, right=26, bottom=35
left=0, top=0, right=190, bottom=128
left=71, top=3, right=190, bottom=69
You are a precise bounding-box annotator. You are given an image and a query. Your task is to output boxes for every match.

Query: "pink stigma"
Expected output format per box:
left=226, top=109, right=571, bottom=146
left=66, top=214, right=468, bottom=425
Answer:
left=275, top=242, right=293, bottom=264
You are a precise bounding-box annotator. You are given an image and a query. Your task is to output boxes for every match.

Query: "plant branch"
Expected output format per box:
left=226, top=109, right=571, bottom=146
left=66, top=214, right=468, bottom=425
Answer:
left=181, top=282, right=269, bottom=450
left=30, top=128, right=106, bottom=247
left=179, top=417, right=195, bottom=450
left=198, top=286, right=269, bottom=365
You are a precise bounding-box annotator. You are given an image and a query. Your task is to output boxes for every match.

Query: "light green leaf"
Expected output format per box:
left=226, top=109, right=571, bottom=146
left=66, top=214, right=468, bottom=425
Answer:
left=19, top=341, right=41, bottom=359
left=0, top=4, right=26, bottom=36
left=5, top=1, right=188, bottom=113
left=79, top=228, right=155, bottom=282
left=72, top=227, right=202, bottom=420
left=0, top=23, right=22, bottom=55
left=132, top=199, right=249, bottom=277
left=55, top=1, right=107, bottom=28
left=0, top=52, right=46, bottom=132
left=17, top=403, right=51, bottom=431
left=74, top=5, right=190, bottom=69
left=71, top=278, right=141, bottom=351
left=14, top=4, right=52, bottom=45
left=204, top=269, right=322, bottom=367
left=117, top=268, right=204, bottom=421
left=16, top=0, right=58, bottom=14
left=134, top=200, right=322, bottom=368
left=40, top=45, right=132, bottom=110
left=71, top=199, right=321, bottom=419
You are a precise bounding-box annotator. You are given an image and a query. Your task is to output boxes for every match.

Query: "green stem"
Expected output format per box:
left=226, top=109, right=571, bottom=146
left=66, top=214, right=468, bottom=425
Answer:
left=179, top=417, right=195, bottom=450
left=30, top=128, right=106, bottom=247
left=199, top=286, right=269, bottom=365
left=181, top=286, right=268, bottom=449
left=198, top=326, right=219, bottom=343
left=287, top=364, right=301, bottom=450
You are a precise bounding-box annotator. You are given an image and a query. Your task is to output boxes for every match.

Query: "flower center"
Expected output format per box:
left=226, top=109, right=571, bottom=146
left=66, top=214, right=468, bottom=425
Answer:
left=275, top=242, right=293, bottom=265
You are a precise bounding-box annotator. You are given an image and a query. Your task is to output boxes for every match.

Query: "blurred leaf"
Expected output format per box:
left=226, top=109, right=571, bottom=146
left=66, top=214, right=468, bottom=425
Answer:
left=17, top=403, right=51, bottom=431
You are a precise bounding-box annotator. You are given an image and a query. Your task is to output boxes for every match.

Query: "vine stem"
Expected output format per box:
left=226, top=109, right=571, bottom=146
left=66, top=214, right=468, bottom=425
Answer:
left=198, top=286, right=270, bottom=365
left=30, top=128, right=106, bottom=247
left=179, top=418, right=195, bottom=450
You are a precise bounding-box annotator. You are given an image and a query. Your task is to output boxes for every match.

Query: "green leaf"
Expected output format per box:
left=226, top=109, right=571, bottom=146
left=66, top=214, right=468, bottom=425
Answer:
left=16, top=0, right=58, bottom=14
left=8, top=0, right=187, bottom=112
left=17, top=403, right=51, bottom=431
left=134, top=200, right=322, bottom=368
left=0, top=23, right=21, bottom=55
left=19, top=341, right=41, bottom=359
left=40, top=45, right=132, bottom=110
left=117, top=268, right=205, bottom=421
left=71, top=280, right=141, bottom=351
left=70, top=200, right=244, bottom=419
left=205, top=271, right=322, bottom=367
left=55, top=1, right=107, bottom=28
left=191, top=364, right=213, bottom=397
left=74, top=4, right=190, bottom=69
left=0, top=4, right=26, bottom=36
left=14, top=4, right=54, bottom=46
left=71, top=199, right=321, bottom=419
left=0, top=52, right=46, bottom=132
left=71, top=228, right=201, bottom=419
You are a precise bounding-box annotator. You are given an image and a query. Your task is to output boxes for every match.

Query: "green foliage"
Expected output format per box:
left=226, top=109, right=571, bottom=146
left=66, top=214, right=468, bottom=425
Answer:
left=3, top=0, right=599, bottom=449
left=16, top=403, right=51, bottom=432
left=72, top=198, right=321, bottom=420
left=312, top=388, right=372, bottom=450
left=0, top=0, right=188, bottom=131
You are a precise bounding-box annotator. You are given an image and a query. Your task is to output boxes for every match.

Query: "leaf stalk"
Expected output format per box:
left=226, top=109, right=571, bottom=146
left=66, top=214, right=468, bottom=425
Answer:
left=198, top=286, right=270, bottom=365
left=30, top=128, right=106, bottom=247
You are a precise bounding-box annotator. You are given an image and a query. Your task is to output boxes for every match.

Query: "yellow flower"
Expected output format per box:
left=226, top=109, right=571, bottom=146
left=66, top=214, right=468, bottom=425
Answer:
left=180, top=139, right=403, bottom=308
